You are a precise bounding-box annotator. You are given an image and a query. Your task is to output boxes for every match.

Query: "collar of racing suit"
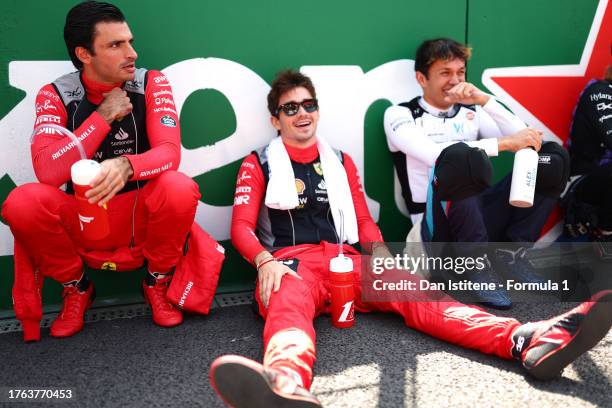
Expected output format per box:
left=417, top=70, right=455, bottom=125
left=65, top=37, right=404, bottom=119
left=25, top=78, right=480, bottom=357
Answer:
left=81, top=72, right=123, bottom=105
left=418, top=96, right=459, bottom=118
left=283, top=140, right=320, bottom=163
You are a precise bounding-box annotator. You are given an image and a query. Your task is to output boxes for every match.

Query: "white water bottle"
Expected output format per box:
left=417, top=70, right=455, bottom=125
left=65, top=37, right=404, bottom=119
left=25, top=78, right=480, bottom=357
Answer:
left=71, top=159, right=110, bottom=240
left=509, top=147, right=538, bottom=208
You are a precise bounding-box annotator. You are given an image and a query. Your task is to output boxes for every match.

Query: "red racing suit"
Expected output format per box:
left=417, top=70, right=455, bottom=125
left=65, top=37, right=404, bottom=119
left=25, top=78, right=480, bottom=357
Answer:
left=2, top=69, right=220, bottom=333
left=231, top=141, right=521, bottom=389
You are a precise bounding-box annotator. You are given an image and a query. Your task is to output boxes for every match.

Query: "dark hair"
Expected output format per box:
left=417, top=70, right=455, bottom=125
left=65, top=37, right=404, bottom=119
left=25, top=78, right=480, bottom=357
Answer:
left=414, top=38, right=472, bottom=77
left=267, top=69, right=317, bottom=117
left=64, top=1, right=126, bottom=70
left=606, top=65, right=612, bottom=81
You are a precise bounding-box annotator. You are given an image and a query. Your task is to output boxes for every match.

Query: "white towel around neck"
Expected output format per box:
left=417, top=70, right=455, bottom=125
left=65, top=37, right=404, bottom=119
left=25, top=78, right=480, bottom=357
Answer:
left=264, top=136, right=359, bottom=244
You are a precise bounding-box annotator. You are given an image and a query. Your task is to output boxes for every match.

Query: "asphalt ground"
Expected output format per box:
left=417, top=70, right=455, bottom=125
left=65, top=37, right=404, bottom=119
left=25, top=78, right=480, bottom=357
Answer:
left=0, top=299, right=610, bottom=408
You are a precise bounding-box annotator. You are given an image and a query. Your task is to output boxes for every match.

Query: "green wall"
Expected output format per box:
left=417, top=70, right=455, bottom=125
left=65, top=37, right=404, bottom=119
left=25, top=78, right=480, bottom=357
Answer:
left=0, top=0, right=600, bottom=315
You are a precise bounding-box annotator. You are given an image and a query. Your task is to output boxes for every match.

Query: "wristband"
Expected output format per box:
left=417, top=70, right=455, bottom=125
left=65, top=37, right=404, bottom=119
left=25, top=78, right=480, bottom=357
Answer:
left=255, top=256, right=274, bottom=269
left=256, top=257, right=276, bottom=272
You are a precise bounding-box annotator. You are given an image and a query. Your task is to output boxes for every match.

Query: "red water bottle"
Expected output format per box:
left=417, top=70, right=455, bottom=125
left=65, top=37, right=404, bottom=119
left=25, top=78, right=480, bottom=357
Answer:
left=329, top=254, right=355, bottom=328
left=71, top=159, right=110, bottom=241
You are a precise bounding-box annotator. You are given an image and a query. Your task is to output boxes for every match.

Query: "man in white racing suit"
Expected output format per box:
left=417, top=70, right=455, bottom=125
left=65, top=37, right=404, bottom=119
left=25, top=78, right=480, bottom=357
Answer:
left=384, top=38, right=570, bottom=309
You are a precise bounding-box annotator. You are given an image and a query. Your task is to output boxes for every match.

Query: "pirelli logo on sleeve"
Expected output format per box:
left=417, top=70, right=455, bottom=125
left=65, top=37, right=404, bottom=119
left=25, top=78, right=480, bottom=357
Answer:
left=35, top=115, right=61, bottom=126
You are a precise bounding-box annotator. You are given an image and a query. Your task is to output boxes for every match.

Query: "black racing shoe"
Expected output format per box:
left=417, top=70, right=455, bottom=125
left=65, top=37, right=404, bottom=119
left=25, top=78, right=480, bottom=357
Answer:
left=210, top=355, right=321, bottom=408
left=496, top=247, right=547, bottom=285
left=511, top=290, right=612, bottom=380
left=465, top=256, right=512, bottom=309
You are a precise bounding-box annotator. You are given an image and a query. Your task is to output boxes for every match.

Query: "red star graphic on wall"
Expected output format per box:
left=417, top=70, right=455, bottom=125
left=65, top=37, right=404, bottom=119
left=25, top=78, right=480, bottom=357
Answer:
left=481, top=0, right=611, bottom=241
left=482, top=0, right=611, bottom=145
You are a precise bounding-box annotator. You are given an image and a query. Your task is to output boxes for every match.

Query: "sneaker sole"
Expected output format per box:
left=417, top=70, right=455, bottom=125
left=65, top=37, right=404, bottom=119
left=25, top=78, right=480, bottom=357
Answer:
left=210, top=355, right=320, bottom=408
left=529, top=291, right=612, bottom=380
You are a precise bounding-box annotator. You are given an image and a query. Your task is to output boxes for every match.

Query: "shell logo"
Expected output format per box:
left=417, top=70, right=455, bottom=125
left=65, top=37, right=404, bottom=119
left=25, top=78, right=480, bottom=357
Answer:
left=295, top=178, right=306, bottom=195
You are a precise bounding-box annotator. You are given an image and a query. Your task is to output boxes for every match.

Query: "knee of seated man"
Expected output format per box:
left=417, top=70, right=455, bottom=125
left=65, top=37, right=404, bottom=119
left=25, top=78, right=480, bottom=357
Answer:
left=536, top=142, right=570, bottom=198
left=434, top=142, right=492, bottom=201
left=2, top=183, right=56, bottom=228
left=154, top=171, right=201, bottom=203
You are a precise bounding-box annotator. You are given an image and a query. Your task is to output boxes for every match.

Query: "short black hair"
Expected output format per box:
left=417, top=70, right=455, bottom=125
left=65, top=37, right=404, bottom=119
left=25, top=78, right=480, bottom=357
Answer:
left=414, top=38, right=472, bottom=78
left=267, top=69, right=317, bottom=117
left=64, top=1, right=126, bottom=70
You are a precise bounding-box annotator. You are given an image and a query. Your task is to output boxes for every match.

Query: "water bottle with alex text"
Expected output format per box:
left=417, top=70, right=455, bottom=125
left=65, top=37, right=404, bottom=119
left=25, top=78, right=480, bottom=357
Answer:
left=509, top=147, right=538, bottom=208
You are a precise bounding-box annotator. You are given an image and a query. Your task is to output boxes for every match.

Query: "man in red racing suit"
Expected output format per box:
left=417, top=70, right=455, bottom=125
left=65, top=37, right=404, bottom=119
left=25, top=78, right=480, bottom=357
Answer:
left=209, top=70, right=612, bottom=408
left=1, top=1, right=206, bottom=341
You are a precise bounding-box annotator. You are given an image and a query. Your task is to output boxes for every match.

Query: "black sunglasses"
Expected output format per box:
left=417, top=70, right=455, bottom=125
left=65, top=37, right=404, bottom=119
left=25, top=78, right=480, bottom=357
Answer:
left=276, top=98, right=319, bottom=116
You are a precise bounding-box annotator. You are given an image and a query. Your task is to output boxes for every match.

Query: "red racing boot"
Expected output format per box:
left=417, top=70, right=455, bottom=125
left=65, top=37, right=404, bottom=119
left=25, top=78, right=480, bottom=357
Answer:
left=142, top=273, right=183, bottom=327
left=50, top=284, right=95, bottom=338
left=210, top=355, right=321, bottom=408
left=511, top=290, right=612, bottom=380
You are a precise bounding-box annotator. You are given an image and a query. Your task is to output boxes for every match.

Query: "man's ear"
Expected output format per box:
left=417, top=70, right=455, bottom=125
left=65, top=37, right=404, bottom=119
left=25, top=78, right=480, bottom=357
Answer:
left=75, top=46, right=92, bottom=66
left=270, top=115, right=281, bottom=131
left=415, top=71, right=428, bottom=88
